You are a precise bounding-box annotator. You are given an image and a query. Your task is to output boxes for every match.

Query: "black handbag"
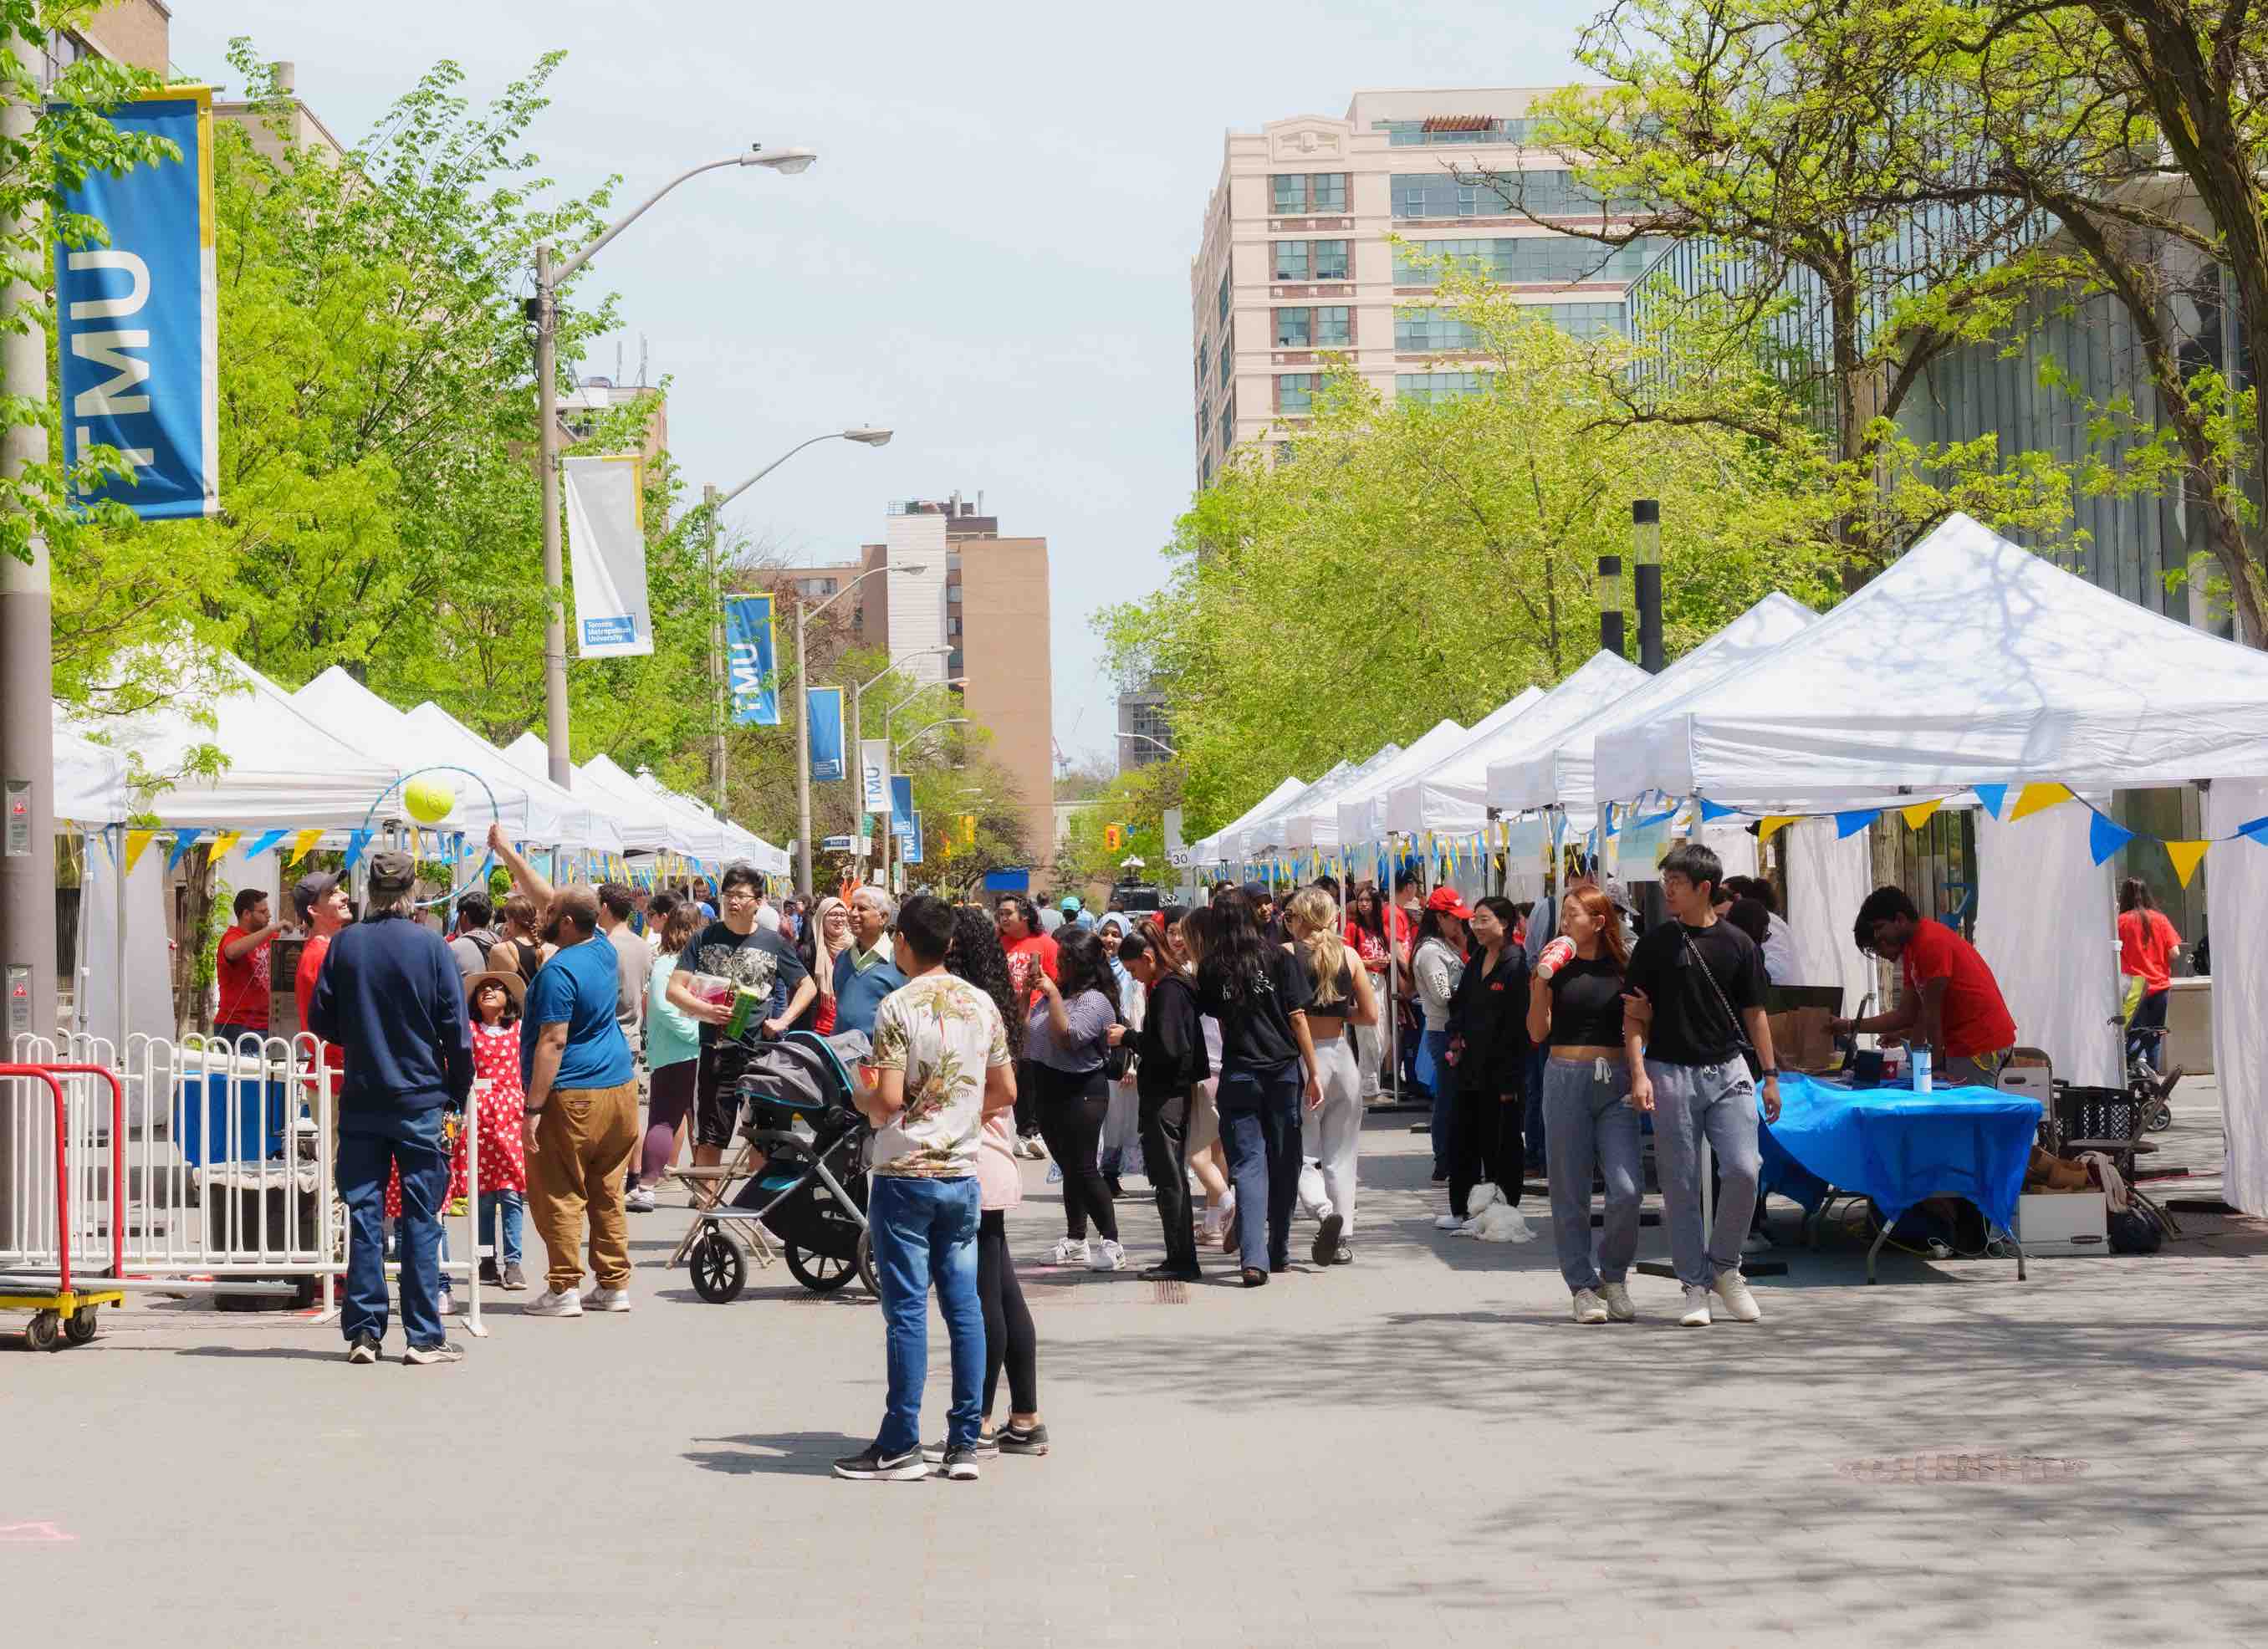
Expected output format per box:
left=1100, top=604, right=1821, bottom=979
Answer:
left=1682, top=926, right=1765, bottom=1081
left=1105, top=1009, right=1134, bottom=1082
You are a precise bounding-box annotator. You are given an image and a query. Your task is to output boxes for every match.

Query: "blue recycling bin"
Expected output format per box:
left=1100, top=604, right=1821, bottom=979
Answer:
left=174, top=1069, right=290, bottom=1167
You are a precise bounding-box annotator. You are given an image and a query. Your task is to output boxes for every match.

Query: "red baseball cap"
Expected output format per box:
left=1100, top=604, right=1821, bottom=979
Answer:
left=1424, top=886, right=1473, bottom=918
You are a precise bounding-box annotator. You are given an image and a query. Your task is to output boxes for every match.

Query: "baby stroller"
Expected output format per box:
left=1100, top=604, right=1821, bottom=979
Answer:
left=685, top=1029, right=878, bottom=1304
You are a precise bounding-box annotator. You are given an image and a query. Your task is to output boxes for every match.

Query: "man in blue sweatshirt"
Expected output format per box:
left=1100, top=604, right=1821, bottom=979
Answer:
left=309, top=849, right=474, bottom=1366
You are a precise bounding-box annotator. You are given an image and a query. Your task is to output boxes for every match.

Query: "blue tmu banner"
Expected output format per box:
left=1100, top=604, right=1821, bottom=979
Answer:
left=807, top=687, right=845, bottom=783
left=890, top=774, right=915, bottom=841
left=54, top=88, right=219, bottom=519
left=723, top=595, right=779, bottom=725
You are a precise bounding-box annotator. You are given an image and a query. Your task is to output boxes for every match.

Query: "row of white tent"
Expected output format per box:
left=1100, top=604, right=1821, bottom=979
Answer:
left=51, top=650, right=789, bottom=876
left=1188, top=513, right=2268, bottom=1213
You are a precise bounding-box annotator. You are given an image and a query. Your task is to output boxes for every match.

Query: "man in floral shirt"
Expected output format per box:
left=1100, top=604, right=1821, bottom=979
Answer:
left=835, top=893, right=1014, bottom=1483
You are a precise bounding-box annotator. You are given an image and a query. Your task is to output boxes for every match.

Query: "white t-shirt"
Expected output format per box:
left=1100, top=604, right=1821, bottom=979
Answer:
left=1763, top=912, right=1797, bottom=986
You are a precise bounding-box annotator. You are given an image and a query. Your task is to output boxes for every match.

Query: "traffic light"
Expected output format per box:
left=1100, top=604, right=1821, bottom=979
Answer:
left=960, top=814, right=977, bottom=845
left=1105, top=824, right=1125, bottom=850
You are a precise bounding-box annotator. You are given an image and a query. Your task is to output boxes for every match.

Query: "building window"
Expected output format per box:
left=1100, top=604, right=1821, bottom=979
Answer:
left=1218, top=391, right=1234, bottom=448
left=1392, top=235, right=1664, bottom=287
left=1375, top=116, right=1550, bottom=147
left=1217, top=321, right=1232, bottom=385
left=1396, top=306, right=1485, bottom=352
left=789, top=576, right=841, bottom=599
left=1270, top=172, right=1349, bottom=216
left=1396, top=370, right=1493, bottom=404
left=1392, top=173, right=1514, bottom=220
left=1541, top=301, right=1627, bottom=340
left=1218, top=272, right=1230, bottom=323
left=1278, top=374, right=1319, bottom=414
left=1312, top=240, right=1350, bottom=280
left=948, top=615, right=963, bottom=638
left=1314, top=305, right=1351, bottom=346
left=1275, top=307, right=1311, bottom=348
left=1273, top=241, right=1308, bottom=282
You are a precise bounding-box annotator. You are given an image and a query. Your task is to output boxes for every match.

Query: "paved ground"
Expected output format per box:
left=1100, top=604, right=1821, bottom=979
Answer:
left=6, top=1088, right=2264, bottom=1648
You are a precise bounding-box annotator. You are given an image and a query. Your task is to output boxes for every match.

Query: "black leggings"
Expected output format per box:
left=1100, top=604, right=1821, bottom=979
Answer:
left=1032, top=1064, right=1117, bottom=1242
left=978, top=1209, right=1037, bottom=1419
left=1451, top=1078, right=1525, bottom=1215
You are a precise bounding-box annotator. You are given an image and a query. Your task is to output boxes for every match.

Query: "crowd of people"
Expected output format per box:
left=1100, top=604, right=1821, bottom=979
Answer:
left=216, top=814, right=2041, bottom=1472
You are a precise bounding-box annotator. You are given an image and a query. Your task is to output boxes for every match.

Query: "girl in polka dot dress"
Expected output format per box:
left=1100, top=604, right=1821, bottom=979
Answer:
left=462, top=970, right=531, bottom=1289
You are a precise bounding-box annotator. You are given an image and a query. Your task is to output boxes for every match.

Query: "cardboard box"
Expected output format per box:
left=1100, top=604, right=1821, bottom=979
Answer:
left=2015, top=1191, right=2108, bottom=1256
left=1767, top=1006, right=1841, bottom=1074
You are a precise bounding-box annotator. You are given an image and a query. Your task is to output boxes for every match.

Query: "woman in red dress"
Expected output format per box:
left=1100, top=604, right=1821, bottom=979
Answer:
left=462, top=970, right=531, bottom=1289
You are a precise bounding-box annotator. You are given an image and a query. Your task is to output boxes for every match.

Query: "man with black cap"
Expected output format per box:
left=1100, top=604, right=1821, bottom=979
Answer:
left=307, top=849, right=475, bottom=1365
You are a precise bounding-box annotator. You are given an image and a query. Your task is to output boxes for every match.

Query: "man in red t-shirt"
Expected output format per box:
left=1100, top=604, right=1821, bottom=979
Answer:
left=213, top=888, right=284, bottom=1046
left=293, top=871, right=354, bottom=1094
left=1833, top=886, right=2018, bottom=1085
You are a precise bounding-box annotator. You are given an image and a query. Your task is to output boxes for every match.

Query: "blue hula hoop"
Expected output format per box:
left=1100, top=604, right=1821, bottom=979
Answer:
left=360, top=764, right=503, bottom=910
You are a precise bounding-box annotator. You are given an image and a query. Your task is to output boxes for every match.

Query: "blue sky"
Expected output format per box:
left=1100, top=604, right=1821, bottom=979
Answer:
left=166, top=0, right=1594, bottom=770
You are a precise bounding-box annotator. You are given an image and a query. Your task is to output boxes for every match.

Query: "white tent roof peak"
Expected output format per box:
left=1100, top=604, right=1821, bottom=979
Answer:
left=1596, top=513, right=2268, bottom=803
left=1190, top=774, right=1310, bottom=868
left=400, top=701, right=626, bottom=852
left=1289, top=719, right=1465, bottom=852
left=1489, top=592, right=1819, bottom=816
left=1227, top=753, right=1385, bottom=862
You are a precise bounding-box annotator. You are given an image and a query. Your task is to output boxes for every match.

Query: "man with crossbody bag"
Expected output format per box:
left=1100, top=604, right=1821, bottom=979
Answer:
left=1622, top=843, right=1781, bottom=1328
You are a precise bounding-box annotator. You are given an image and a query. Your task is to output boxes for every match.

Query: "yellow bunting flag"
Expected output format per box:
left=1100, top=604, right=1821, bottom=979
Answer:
left=1900, top=799, right=1944, bottom=830
left=207, top=830, right=243, bottom=860
left=288, top=829, right=324, bottom=866
left=1757, top=815, right=1799, bottom=844
left=123, top=829, right=157, bottom=873
left=2164, top=840, right=2209, bottom=888
left=2009, top=782, right=2076, bottom=823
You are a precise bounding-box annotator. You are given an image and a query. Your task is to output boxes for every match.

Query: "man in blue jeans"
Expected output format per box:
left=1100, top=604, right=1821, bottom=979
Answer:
left=837, top=893, right=1015, bottom=1483
left=307, top=849, right=474, bottom=1366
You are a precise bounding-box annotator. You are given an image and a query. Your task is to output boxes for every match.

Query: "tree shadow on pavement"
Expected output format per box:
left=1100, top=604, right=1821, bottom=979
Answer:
left=685, top=1431, right=869, bottom=1478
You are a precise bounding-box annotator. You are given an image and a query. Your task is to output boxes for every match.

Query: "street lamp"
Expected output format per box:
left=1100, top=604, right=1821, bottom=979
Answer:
left=793, top=565, right=930, bottom=893
left=1116, top=731, right=1178, bottom=759
left=1632, top=498, right=1664, bottom=674
left=880, top=680, right=967, bottom=891
left=851, top=646, right=950, bottom=881
left=697, top=427, right=895, bottom=810
left=886, top=717, right=971, bottom=891
left=529, top=142, right=820, bottom=790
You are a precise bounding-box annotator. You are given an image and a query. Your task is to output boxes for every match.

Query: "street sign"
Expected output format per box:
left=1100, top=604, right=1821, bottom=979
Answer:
left=1167, top=846, right=1192, bottom=869
left=820, top=835, right=856, bottom=853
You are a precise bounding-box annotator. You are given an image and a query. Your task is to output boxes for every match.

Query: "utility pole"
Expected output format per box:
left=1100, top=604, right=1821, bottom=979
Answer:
left=705, top=482, right=725, bottom=811
left=534, top=240, right=571, bottom=789
left=794, top=597, right=813, bottom=896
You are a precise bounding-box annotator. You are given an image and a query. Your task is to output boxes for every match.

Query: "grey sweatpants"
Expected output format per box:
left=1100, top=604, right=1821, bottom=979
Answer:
left=1541, top=1056, right=1642, bottom=1292
left=1647, top=1056, right=1761, bottom=1289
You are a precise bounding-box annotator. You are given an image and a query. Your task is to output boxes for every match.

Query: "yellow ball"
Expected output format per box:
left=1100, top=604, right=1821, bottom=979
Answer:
left=403, top=774, right=456, bottom=824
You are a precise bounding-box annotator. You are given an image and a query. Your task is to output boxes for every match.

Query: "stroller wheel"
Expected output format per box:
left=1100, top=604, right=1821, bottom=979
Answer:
left=857, top=1229, right=879, bottom=1299
left=2145, top=1100, right=2174, bottom=1134
left=784, top=1242, right=858, bottom=1294
left=688, top=1231, right=747, bottom=1304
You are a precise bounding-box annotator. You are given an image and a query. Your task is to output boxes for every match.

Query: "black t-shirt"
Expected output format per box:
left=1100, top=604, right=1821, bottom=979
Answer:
left=677, top=922, right=811, bottom=1051
left=1622, top=918, right=1766, bottom=1067
left=1196, top=945, right=1314, bottom=1073
left=1548, top=955, right=1627, bottom=1049
left=1298, top=949, right=1358, bottom=1033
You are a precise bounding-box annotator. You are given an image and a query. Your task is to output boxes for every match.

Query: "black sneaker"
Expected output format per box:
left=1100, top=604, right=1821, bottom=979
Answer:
left=1142, top=1262, right=1201, bottom=1281
left=478, top=1258, right=500, bottom=1285
left=921, top=1432, right=1000, bottom=1463
left=1310, top=1212, right=1345, bottom=1268
left=997, top=1422, right=1050, bottom=1456
left=1240, top=1266, right=1268, bottom=1288
left=401, top=1340, right=464, bottom=1366
left=345, top=1334, right=381, bottom=1365
left=940, top=1447, right=981, bottom=1481
left=833, top=1444, right=928, bottom=1481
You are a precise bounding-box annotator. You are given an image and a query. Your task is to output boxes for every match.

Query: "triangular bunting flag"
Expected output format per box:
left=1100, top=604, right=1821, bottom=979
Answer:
left=1973, top=784, right=2008, bottom=819
left=245, top=829, right=289, bottom=859
left=2164, top=839, right=2209, bottom=887
left=2238, top=814, right=2268, bottom=845
left=123, top=829, right=156, bottom=874
left=342, top=830, right=373, bottom=871
left=1696, top=799, right=1739, bottom=822
left=1900, top=799, right=1944, bottom=830
left=1757, top=815, right=1799, bottom=844
left=1833, top=809, right=1878, bottom=840
left=166, top=828, right=205, bottom=870
left=207, top=830, right=243, bottom=861
left=288, top=829, right=323, bottom=866
left=2087, top=809, right=2135, bottom=866
left=2009, top=782, right=2076, bottom=823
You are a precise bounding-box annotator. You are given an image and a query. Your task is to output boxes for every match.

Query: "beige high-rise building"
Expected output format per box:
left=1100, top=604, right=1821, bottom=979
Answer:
left=1190, top=88, right=1663, bottom=486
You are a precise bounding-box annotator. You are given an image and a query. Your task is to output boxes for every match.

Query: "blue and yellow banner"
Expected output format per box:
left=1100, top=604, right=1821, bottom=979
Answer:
left=807, top=687, right=845, bottom=783
left=723, top=595, right=779, bottom=725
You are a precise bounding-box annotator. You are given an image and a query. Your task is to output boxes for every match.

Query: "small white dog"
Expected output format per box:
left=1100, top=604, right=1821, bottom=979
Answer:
left=1454, top=1181, right=1535, bottom=1243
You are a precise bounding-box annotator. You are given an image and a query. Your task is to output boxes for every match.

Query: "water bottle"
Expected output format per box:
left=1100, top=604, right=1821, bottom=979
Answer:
left=1912, top=1046, right=1933, bottom=1094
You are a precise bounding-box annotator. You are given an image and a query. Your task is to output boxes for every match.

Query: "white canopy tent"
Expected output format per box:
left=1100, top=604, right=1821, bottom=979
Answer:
left=1285, top=722, right=1461, bottom=853
left=1229, top=748, right=1404, bottom=864
left=1488, top=595, right=1819, bottom=819
left=1224, top=761, right=1355, bottom=865
left=1336, top=690, right=1542, bottom=850
left=499, top=733, right=681, bottom=855
left=62, top=649, right=400, bottom=830
left=631, top=769, right=788, bottom=875
left=400, top=702, right=626, bottom=854
left=1385, top=653, right=1650, bottom=838
left=1190, top=775, right=1309, bottom=870
left=572, top=753, right=735, bottom=863
left=51, top=711, right=130, bottom=824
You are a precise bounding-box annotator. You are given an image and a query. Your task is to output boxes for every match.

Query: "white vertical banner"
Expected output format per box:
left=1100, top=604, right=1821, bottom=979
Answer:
left=2206, top=779, right=2268, bottom=1214
left=563, top=454, right=651, bottom=657
left=859, top=740, right=889, bottom=814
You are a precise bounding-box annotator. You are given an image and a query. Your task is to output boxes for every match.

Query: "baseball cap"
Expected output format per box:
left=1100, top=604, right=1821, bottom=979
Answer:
left=1424, top=886, right=1474, bottom=919
left=1060, top=895, right=1082, bottom=913
left=291, top=870, right=340, bottom=919
left=366, top=848, right=416, bottom=895
left=1238, top=879, right=1271, bottom=901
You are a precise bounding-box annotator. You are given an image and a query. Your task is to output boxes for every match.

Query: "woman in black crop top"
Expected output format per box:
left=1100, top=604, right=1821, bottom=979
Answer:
left=1522, top=881, right=1644, bottom=1325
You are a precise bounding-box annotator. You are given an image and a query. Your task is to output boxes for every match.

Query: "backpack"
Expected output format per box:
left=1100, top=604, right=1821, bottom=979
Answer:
left=461, top=927, right=500, bottom=966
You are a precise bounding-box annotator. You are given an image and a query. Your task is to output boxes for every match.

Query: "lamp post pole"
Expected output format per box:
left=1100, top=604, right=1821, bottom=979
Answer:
left=1633, top=498, right=1664, bottom=674
left=529, top=145, right=819, bottom=790
left=881, top=683, right=965, bottom=893
left=887, top=717, right=970, bottom=894
left=1596, top=550, right=1625, bottom=659
left=852, top=646, right=948, bottom=885
left=792, top=561, right=925, bottom=895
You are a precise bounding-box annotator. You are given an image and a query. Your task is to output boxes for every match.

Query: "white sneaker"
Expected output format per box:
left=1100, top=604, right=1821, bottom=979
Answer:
left=1710, top=1269, right=1763, bottom=1324
left=626, top=1185, right=656, bottom=1213
left=1050, top=1236, right=1090, bottom=1267
left=1019, top=1136, right=1049, bottom=1160
left=1433, top=1212, right=1464, bottom=1231
left=584, top=1287, right=632, bottom=1314
left=1741, top=1228, right=1771, bottom=1256
left=1678, top=1285, right=1713, bottom=1327
left=1571, top=1289, right=1610, bottom=1325
left=1088, top=1238, right=1125, bottom=1272
left=526, top=1289, right=583, bottom=1318
left=1599, top=1281, right=1636, bottom=1322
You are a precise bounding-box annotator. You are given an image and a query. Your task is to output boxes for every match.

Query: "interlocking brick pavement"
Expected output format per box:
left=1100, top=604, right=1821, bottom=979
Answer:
left=4, top=1097, right=2263, bottom=1647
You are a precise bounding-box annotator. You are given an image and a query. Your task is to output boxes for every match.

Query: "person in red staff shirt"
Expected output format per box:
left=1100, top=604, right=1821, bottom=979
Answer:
left=293, top=871, right=354, bottom=1094
left=213, top=887, right=284, bottom=1047
left=1834, top=886, right=2018, bottom=1085
left=2116, top=877, right=2183, bottom=1072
